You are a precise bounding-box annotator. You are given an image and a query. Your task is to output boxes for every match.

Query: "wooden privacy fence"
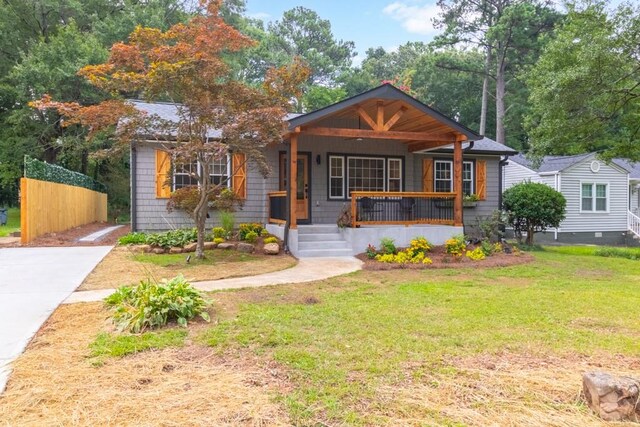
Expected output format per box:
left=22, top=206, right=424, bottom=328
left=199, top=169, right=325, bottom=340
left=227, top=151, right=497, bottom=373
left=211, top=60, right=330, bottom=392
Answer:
left=20, top=178, right=107, bottom=244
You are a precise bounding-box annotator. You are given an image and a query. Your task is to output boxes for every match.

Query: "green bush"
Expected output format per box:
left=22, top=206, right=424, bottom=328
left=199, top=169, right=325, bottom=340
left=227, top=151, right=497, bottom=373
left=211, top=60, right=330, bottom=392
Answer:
left=24, top=155, right=107, bottom=193
left=594, top=247, right=640, bottom=260
left=244, top=231, right=258, bottom=243
left=502, top=182, right=566, bottom=245
left=239, top=223, right=264, bottom=240
left=260, top=229, right=269, bottom=237
left=104, top=275, right=210, bottom=333
left=118, top=232, right=148, bottom=245
left=213, top=237, right=225, bottom=244
left=263, top=236, right=278, bottom=244
left=220, top=211, right=235, bottom=238
left=145, top=228, right=197, bottom=249
left=212, top=227, right=226, bottom=239
left=380, top=237, right=397, bottom=255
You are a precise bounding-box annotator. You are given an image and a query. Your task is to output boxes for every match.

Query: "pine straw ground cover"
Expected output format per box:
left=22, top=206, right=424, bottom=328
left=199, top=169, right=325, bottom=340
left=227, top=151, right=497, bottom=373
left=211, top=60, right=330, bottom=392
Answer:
left=2, top=248, right=640, bottom=425
left=79, top=246, right=297, bottom=291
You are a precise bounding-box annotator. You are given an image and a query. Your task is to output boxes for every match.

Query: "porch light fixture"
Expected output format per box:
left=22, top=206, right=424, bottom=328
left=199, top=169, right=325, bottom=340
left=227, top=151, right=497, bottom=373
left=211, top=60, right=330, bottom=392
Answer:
left=316, top=155, right=321, bottom=165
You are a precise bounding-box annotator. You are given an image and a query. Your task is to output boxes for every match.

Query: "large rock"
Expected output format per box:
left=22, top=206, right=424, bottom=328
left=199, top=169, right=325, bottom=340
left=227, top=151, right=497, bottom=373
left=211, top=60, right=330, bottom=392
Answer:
left=263, top=243, right=280, bottom=255
left=203, top=242, right=217, bottom=250
left=217, top=242, right=236, bottom=250
left=131, top=244, right=152, bottom=253
left=237, top=242, right=255, bottom=253
left=169, top=247, right=183, bottom=254
left=183, top=242, right=197, bottom=253
left=152, top=247, right=166, bottom=254
left=583, top=371, right=640, bottom=421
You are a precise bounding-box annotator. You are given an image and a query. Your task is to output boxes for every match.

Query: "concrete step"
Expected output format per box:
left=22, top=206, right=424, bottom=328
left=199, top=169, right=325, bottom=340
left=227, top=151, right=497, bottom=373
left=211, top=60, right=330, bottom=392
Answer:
left=298, top=233, right=343, bottom=242
left=298, top=240, right=350, bottom=250
left=297, top=248, right=354, bottom=258
left=298, top=225, right=339, bottom=234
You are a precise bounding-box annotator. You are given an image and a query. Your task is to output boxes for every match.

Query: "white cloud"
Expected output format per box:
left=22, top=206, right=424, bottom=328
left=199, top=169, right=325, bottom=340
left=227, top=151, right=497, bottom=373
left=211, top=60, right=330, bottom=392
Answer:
left=247, top=11, right=271, bottom=21
left=382, top=1, right=440, bottom=36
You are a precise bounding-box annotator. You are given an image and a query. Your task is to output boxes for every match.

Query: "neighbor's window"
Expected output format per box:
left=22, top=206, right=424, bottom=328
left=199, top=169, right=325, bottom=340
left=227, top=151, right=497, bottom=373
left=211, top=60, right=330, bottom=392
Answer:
left=581, top=183, right=608, bottom=212
left=173, top=161, right=198, bottom=190
left=434, top=160, right=474, bottom=194
left=329, top=156, right=344, bottom=199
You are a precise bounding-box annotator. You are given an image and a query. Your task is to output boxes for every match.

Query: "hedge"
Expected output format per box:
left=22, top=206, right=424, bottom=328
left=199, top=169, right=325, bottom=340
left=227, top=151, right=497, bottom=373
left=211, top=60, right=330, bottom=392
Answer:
left=24, top=156, right=107, bottom=193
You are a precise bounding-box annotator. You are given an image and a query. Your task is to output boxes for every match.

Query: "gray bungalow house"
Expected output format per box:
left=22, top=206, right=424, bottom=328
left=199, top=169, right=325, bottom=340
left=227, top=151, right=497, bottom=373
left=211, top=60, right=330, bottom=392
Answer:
left=131, top=84, right=516, bottom=257
left=504, top=153, right=640, bottom=245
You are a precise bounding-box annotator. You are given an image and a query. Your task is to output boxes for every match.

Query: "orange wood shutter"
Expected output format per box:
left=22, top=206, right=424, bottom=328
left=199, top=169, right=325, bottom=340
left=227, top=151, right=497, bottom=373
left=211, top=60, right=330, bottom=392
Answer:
left=476, top=159, right=487, bottom=200
left=422, top=158, right=434, bottom=192
left=232, top=153, right=247, bottom=199
left=155, top=150, right=171, bottom=198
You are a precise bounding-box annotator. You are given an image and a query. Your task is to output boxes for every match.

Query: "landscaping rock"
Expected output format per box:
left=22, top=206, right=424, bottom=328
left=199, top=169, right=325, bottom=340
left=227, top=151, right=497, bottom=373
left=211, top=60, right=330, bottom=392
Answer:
left=583, top=371, right=640, bottom=422
left=131, top=244, right=152, bottom=253
left=237, top=242, right=255, bottom=253
left=183, top=243, right=197, bottom=253
left=169, top=247, right=183, bottom=254
left=217, top=242, right=236, bottom=250
left=263, top=243, right=280, bottom=255
left=152, top=247, right=166, bottom=254
left=203, top=242, right=217, bottom=250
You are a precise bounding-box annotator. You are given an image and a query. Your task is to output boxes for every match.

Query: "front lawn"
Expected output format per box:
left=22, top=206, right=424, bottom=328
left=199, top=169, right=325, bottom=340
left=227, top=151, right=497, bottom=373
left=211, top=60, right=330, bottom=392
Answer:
left=2, top=247, right=640, bottom=426
left=0, top=207, right=19, bottom=237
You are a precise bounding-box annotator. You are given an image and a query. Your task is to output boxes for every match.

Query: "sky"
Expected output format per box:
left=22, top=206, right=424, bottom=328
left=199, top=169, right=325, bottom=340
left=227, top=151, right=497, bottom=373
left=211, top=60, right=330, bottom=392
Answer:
left=244, top=1, right=443, bottom=64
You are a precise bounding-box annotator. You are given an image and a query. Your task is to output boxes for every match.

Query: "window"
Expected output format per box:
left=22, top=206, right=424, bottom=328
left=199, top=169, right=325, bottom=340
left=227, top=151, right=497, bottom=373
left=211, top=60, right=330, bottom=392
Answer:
left=434, top=160, right=474, bottom=194
left=173, top=161, right=198, bottom=190
left=329, top=156, right=344, bottom=199
left=209, top=157, right=229, bottom=186
left=328, top=155, right=403, bottom=199
left=581, top=183, right=608, bottom=212
left=388, top=158, right=402, bottom=192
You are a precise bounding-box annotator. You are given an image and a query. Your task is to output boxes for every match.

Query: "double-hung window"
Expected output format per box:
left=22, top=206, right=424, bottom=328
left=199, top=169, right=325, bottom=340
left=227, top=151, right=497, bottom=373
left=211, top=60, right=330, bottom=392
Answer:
left=328, top=155, right=403, bottom=199
left=209, top=157, right=229, bottom=186
left=581, top=183, right=608, bottom=212
left=173, top=157, right=229, bottom=190
left=434, top=160, right=474, bottom=195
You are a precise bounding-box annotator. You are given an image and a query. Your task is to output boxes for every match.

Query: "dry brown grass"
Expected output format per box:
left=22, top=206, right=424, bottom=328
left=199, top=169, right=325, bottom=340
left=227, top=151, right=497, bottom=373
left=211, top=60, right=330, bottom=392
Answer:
left=0, top=303, right=291, bottom=426
left=79, top=246, right=297, bottom=290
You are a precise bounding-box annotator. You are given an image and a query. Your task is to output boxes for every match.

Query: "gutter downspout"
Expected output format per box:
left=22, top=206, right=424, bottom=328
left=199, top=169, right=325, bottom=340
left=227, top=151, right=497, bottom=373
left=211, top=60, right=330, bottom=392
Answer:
left=130, top=141, right=138, bottom=232
left=554, top=173, right=560, bottom=241
left=498, top=155, right=509, bottom=209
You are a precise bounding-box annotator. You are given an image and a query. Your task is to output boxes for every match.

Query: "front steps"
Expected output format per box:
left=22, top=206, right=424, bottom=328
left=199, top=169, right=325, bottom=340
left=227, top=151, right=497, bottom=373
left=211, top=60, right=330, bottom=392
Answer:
left=296, top=225, right=353, bottom=258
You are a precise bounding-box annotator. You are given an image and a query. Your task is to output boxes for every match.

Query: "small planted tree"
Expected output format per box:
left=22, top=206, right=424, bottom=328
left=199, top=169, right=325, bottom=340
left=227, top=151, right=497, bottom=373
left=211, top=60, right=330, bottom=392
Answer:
left=502, top=182, right=566, bottom=245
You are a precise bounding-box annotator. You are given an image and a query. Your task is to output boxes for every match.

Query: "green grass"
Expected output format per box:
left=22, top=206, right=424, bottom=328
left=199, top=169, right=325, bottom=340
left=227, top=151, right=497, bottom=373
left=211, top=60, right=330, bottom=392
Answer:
left=0, top=207, right=19, bottom=237
left=544, top=244, right=640, bottom=259
left=133, top=249, right=259, bottom=267
left=198, top=248, right=640, bottom=425
left=90, top=329, right=187, bottom=360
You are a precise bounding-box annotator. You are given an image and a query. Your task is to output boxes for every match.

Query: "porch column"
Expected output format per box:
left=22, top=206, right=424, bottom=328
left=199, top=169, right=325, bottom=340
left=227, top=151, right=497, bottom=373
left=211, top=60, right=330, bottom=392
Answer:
left=453, top=135, right=466, bottom=226
left=289, top=133, right=298, bottom=230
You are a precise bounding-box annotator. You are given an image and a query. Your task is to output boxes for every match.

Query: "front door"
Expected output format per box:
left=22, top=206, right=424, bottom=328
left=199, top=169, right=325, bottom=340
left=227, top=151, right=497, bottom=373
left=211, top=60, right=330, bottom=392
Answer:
left=280, top=152, right=310, bottom=222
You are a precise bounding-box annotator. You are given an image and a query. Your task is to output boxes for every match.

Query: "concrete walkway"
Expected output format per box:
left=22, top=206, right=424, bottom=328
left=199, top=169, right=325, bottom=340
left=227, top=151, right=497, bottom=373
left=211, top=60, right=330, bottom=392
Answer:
left=78, top=225, right=124, bottom=242
left=0, top=246, right=112, bottom=393
left=64, top=256, right=363, bottom=304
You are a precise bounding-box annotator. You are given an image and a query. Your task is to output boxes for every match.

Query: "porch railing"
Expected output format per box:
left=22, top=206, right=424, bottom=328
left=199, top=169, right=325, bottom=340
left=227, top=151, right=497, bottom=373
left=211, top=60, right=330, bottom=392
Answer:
left=268, top=191, right=287, bottom=224
left=629, top=210, right=640, bottom=238
left=350, top=191, right=457, bottom=227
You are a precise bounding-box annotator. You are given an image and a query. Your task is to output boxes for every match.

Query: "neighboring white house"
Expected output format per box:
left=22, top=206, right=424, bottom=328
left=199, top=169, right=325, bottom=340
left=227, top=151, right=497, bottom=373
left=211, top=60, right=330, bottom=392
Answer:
left=504, top=153, right=640, bottom=245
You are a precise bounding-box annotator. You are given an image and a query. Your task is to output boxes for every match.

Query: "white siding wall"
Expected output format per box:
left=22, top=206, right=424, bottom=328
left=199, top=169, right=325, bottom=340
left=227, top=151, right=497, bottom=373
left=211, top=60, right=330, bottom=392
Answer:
left=503, top=161, right=540, bottom=189
left=558, top=161, right=628, bottom=232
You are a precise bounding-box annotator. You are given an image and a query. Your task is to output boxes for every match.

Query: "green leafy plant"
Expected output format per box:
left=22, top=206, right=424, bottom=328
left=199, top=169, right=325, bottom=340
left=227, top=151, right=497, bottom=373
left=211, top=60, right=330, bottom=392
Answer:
left=239, top=223, right=263, bottom=240
left=263, top=236, right=278, bottom=244
left=380, top=237, right=397, bottom=255
left=104, top=275, right=210, bottom=333
left=463, top=194, right=479, bottom=202
left=466, top=247, right=486, bottom=261
left=445, top=234, right=467, bottom=257
left=212, top=227, right=226, bottom=239
left=260, top=229, right=270, bottom=237
left=502, top=182, right=566, bottom=245
left=244, top=231, right=258, bottom=243
left=480, top=239, right=494, bottom=256
left=118, top=232, right=148, bottom=245
left=219, top=211, right=235, bottom=238
left=477, top=210, right=506, bottom=243
left=145, top=228, right=197, bottom=249
left=365, top=244, right=377, bottom=259
left=24, top=155, right=107, bottom=193
left=213, top=237, right=225, bottom=244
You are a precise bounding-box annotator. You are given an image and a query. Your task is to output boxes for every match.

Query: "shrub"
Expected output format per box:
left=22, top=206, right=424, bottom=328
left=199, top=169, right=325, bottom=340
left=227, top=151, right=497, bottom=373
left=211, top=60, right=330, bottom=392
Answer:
left=376, top=251, right=432, bottom=265
left=220, top=211, right=235, bottom=238
left=365, top=244, right=377, bottom=259
left=502, top=182, right=566, bottom=245
left=212, top=227, right=226, bottom=239
left=492, top=242, right=503, bottom=254
left=244, top=231, right=258, bottom=243
left=445, top=234, right=466, bottom=257
left=239, top=223, right=264, bottom=240
left=466, top=247, right=486, bottom=261
left=104, top=275, right=210, bottom=333
left=260, top=229, right=269, bottom=237
left=118, top=232, right=148, bottom=245
left=146, top=228, right=197, bottom=248
left=264, top=236, right=278, bottom=244
left=167, top=187, right=242, bottom=217
left=380, top=237, right=397, bottom=254
left=477, top=210, right=506, bottom=243
left=213, top=237, right=225, bottom=244
left=406, top=236, right=432, bottom=258
left=480, top=239, right=494, bottom=256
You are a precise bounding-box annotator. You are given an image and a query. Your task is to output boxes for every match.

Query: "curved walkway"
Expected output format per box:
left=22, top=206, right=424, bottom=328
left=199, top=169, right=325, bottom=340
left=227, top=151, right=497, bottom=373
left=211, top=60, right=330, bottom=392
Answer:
left=63, top=256, right=363, bottom=304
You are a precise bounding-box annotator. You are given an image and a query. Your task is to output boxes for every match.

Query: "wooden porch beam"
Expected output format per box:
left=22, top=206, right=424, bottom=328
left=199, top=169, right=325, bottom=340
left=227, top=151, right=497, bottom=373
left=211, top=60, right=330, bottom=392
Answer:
left=376, top=101, right=385, bottom=130
left=355, top=105, right=378, bottom=130
left=301, top=126, right=458, bottom=142
left=453, top=135, right=466, bottom=227
left=408, top=140, right=456, bottom=152
left=383, top=106, right=408, bottom=131
left=289, top=133, right=298, bottom=230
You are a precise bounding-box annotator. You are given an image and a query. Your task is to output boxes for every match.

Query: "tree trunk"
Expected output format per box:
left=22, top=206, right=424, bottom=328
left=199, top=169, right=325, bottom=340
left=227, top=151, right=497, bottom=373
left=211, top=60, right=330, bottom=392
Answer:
left=495, top=47, right=507, bottom=146
left=194, top=157, right=210, bottom=259
left=526, top=224, right=534, bottom=246
left=480, top=45, right=492, bottom=136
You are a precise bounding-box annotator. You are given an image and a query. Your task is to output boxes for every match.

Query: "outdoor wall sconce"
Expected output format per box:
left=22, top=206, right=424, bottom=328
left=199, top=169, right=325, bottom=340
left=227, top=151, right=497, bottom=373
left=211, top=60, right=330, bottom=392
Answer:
left=316, top=155, right=321, bottom=165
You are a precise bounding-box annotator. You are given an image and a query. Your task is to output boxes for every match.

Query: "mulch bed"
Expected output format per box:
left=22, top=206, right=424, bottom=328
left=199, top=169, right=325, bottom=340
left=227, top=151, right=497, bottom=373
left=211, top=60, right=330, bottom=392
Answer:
left=25, top=222, right=130, bottom=247
left=357, top=244, right=534, bottom=270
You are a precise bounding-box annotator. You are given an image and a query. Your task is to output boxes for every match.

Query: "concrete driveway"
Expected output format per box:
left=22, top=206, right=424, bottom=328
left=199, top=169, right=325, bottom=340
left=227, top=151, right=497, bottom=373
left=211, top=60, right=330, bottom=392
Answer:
left=0, top=246, right=112, bottom=393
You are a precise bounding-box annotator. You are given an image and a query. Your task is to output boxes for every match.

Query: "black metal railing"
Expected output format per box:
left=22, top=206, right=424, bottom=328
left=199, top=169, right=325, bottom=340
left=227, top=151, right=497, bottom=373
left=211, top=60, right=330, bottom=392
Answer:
left=350, top=192, right=456, bottom=227
left=268, top=191, right=287, bottom=224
